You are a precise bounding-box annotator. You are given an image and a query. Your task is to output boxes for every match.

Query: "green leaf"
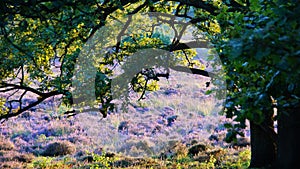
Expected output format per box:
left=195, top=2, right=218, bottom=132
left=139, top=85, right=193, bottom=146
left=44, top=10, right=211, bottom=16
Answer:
left=205, top=90, right=213, bottom=95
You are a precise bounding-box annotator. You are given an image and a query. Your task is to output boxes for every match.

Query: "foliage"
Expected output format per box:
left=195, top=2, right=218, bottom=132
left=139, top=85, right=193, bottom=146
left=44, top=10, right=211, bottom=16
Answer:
left=88, top=153, right=116, bottom=169
left=28, top=156, right=73, bottom=169
left=0, top=0, right=213, bottom=120
left=236, top=149, right=251, bottom=168
left=0, top=98, right=8, bottom=116
left=199, top=155, right=216, bottom=169
left=213, top=0, right=300, bottom=140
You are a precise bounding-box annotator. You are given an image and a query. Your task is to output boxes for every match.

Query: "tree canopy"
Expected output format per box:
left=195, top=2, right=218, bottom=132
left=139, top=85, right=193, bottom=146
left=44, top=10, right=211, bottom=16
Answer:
left=0, top=0, right=224, bottom=119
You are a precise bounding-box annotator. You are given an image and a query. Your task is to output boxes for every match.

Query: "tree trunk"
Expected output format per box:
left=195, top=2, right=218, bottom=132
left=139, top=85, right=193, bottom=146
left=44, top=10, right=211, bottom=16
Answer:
left=249, top=110, right=277, bottom=168
left=278, top=106, right=300, bottom=169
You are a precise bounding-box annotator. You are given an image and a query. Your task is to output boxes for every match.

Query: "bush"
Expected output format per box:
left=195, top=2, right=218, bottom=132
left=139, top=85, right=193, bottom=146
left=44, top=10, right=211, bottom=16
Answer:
left=0, top=138, right=15, bottom=151
left=14, top=153, right=35, bottom=163
left=0, top=150, right=35, bottom=164
left=188, top=143, right=207, bottom=156
left=0, top=161, right=25, bottom=169
left=37, top=122, right=75, bottom=137
left=41, top=141, right=76, bottom=157
left=28, top=156, right=71, bottom=169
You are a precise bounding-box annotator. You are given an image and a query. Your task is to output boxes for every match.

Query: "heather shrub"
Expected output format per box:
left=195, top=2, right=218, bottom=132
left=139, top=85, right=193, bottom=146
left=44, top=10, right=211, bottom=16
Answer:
left=0, top=161, right=25, bottom=169
left=0, top=150, right=34, bottom=164
left=158, top=141, right=189, bottom=160
left=41, top=141, right=76, bottom=157
left=118, top=139, right=155, bottom=157
left=13, top=153, right=35, bottom=163
left=38, top=121, right=75, bottom=137
left=11, top=130, right=32, bottom=142
left=173, top=142, right=189, bottom=159
left=12, top=137, right=29, bottom=148
left=0, top=137, right=15, bottom=151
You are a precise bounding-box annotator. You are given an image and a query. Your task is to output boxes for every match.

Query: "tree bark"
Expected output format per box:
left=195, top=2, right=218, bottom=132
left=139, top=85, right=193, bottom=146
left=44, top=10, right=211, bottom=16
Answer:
left=278, top=106, right=300, bottom=169
left=249, top=110, right=277, bottom=168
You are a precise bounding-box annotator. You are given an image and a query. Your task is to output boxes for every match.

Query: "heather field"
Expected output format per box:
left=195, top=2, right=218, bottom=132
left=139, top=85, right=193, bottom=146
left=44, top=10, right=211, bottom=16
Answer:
left=0, top=70, right=251, bottom=169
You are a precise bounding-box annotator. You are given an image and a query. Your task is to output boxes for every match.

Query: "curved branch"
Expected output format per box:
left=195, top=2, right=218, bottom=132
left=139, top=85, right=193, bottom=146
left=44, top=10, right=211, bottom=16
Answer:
left=0, top=83, right=44, bottom=96
left=0, top=90, right=61, bottom=121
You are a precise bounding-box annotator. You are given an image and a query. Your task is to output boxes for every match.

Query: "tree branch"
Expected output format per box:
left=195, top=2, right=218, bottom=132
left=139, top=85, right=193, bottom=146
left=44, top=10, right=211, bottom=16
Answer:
left=170, top=65, right=215, bottom=77
left=0, top=83, right=44, bottom=96
left=169, top=40, right=210, bottom=51
left=0, top=90, right=61, bottom=121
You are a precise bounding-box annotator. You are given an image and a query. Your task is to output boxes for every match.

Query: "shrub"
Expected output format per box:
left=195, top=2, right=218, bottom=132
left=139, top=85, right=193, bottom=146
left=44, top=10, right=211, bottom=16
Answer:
left=234, top=149, right=251, bottom=168
left=0, top=137, right=15, bottom=151
left=188, top=143, right=207, bottom=156
left=14, top=153, right=35, bottom=163
left=28, top=156, right=70, bottom=169
left=199, top=155, right=216, bottom=168
left=41, top=141, right=76, bottom=157
left=91, top=153, right=114, bottom=168
left=38, top=122, right=75, bottom=137
left=0, top=161, right=24, bottom=169
left=0, top=150, right=34, bottom=163
left=173, top=142, right=189, bottom=159
left=118, top=140, right=155, bottom=157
